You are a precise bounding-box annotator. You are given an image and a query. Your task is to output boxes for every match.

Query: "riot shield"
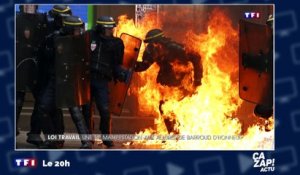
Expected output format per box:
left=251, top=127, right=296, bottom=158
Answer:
left=109, top=33, right=142, bottom=115
left=16, top=53, right=38, bottom=91
left=54, top=33, right=90, bottom=108
left=239, top=20, right=273, bottom=106
left=16, top=12, right=47, bottom=91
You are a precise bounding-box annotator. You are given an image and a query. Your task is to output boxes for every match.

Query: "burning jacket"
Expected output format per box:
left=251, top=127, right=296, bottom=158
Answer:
left=135, top=37, right=203, bottom=87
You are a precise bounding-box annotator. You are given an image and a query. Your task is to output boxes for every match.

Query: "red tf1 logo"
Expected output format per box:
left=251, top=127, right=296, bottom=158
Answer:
left=15, top=158, right=37, bottom=167
left=244, top=12, right=260, bottom=19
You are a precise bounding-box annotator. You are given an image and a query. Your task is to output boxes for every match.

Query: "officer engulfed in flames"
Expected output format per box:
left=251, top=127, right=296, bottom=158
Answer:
left=135, top=29, right=203, bottom=134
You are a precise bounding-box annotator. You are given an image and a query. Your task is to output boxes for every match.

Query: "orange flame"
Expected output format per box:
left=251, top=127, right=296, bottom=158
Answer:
left=116, top=8, right=274, bottom=150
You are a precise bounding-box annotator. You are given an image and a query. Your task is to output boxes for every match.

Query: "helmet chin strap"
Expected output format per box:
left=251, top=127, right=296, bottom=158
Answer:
left=96, top=27, right=114, bottom=38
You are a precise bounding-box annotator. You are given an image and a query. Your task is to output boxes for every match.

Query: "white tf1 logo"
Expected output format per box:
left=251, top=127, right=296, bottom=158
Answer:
left=252, top=152, right=275, bottom=172
left=244, top=12, right=260, bottom=19
left=15, top=158, right=37, bottom=167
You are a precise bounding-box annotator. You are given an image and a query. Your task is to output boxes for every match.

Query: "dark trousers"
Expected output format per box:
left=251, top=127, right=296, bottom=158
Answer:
left=38, top=76, right=89, bottom=143
left=91, top=77, right=111, bottom=135
left=159, top=100, right=179, bottom=134
left=16, top=76, right=64, bottom=142
left=16, top=90, right=41, bottom=135
left=37, top=76, right=64, bottom=135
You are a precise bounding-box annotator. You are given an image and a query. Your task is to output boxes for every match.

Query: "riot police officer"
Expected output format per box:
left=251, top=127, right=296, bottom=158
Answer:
left=43, top=5, right=74, bottom=143
left=48, top=5, right=72, bottom=33
left=87, top=16, right=127, bottom=148
left=47, top=5, right=93, bottom=143
left=135, top=29, right=203, bottom=133
left=37, top=15, right=92, bottom=149
left=16, top=4, right=47, bottom=147
left=22, top=5, right=72, bottom=147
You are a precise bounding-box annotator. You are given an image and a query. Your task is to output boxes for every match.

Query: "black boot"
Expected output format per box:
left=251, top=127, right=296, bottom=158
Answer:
left=100, top=111, right=114, bottom=148
left=103, top=140, right=114, bottom=148
left=160, top=100, right=179, bottom=134
left=82, top=104, right=96, bottom=145
left=26, top=133, right=44, bottom=147
left=51, top=108, right=65, bottom=135
left=164, top=118, right=179, bottom=134
left=69, top=106, right=93, bottom=149
left=82, top=103, right=94, bottom=134
left=39, top=109, right=56, bottom=136
left=16, top=91, right=25, bottom=136
left=37, top=107, right=62, bottom=149
left=80, top=142, right=93, bottom=149
left=26, top=104, right=44, bottom=147
left=254, top=104, right=273, bottom=119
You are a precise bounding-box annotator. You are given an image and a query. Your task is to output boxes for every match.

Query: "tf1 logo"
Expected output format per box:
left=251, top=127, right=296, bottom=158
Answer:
left=244, top=12, right=260, bottom=19
left=15, top=158, right=37, bottom=167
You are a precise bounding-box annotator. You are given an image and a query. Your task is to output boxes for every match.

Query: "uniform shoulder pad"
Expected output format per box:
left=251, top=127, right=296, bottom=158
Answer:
left=113, top=37, right=124, bottom=46
left=166, top=40, right=184, bottom=51
left=89, top=29, right=100, bottom=39
left=113, top=37, right=123, bottom=42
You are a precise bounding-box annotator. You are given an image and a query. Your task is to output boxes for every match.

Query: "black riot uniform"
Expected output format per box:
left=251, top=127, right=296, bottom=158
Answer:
left=16, top=5, right=72, bottom=148
left=16, top=5, right=47, bottom=147
left=135, top=29, right=203, bottom=133
left=86, top=16, right=126, bottom=148
left=36, top=5, right=73, bottom=148
left=48, top=5, right=93, bottom=138
left=37, top=15, right=92, bottom=149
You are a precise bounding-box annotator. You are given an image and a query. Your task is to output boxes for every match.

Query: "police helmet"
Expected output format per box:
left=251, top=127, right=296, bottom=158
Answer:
left=49, top=5, right=72, bottom=18
left=62, top=16, right=84, bottom=35
left=144, top=29, right=164, bottom=43
left=96, top=16, right=116, bottom=28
